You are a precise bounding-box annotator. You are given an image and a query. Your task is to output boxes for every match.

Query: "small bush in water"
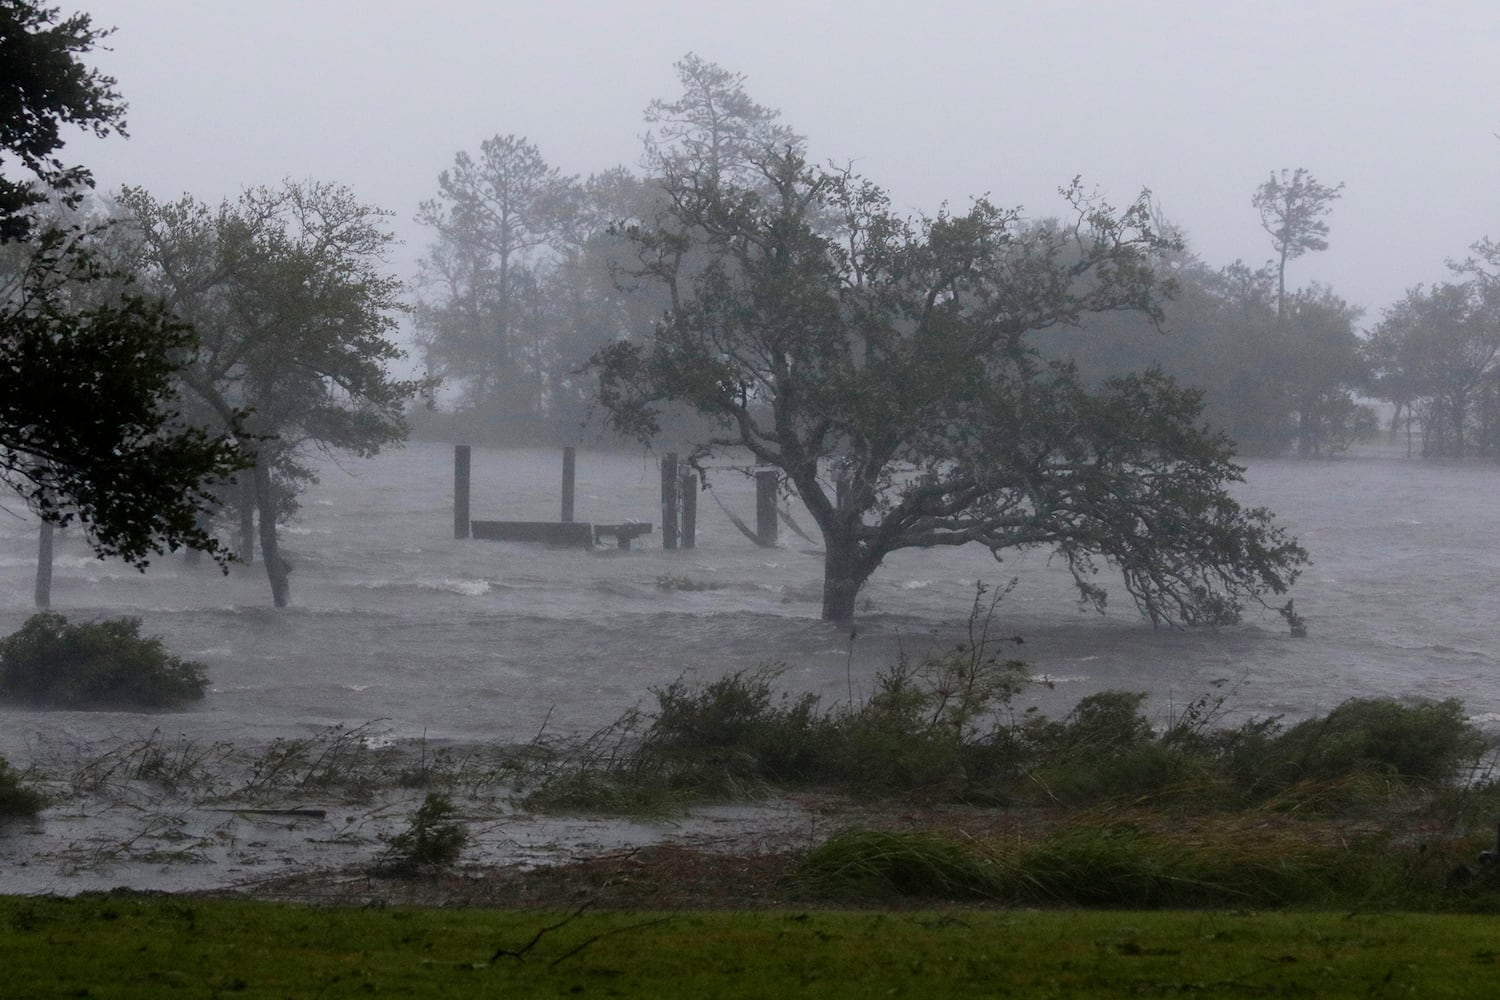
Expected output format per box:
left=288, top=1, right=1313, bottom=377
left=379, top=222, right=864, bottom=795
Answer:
left=0, top=755, right=45, bottom=817
left=0, top=612, right=208, bottom=709
left=376, top=793, right=468, bottom=873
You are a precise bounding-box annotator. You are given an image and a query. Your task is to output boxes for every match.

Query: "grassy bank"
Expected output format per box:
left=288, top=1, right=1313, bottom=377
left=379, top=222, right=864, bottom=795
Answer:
left=4, top=894, right=1499, bottom=998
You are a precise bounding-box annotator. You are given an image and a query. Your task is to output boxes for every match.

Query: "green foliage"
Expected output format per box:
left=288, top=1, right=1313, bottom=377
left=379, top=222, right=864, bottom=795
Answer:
left=116, top=182, right=426, bottom=603
left=0, top=231, right=250, bottom=567
left=0, top=612, right=207, bottom=709
left=0, top=755, right=45, bottom=817
left=792, top=830, right=1006, bottom=902
left=375, top=793, right=468, bottom=874
left=0, top=4, right=249, bottom=567
left=1013, top=691, right=1223, bottom=806
left=0, top=2, right=125, bottom=237
left=1367, top=270, right=1500, bottom=459
left=793, top=816, right=1500, bottom=912
left=528, top=633, right=1489, bottom=815
left=1247, top=697, right=1484, bottom=798
left=527, top=583, right=1038, bottom=807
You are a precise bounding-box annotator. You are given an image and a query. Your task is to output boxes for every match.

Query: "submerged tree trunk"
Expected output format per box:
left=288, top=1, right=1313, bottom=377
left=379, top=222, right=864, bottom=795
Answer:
left=821, top=537, right=871, bottom=622
left=237, top=475, right=256, bottom=564
left=252, top=459, right=291, bottom=607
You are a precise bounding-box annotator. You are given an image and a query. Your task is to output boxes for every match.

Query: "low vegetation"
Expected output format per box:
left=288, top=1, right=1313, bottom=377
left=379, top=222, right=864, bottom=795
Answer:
left=500, top=584, right=1500, bottom=913
left=374, top=793, right=469, bottom=874
left=0, top=756, right=44, bottom=818
left=0, top=612, right=208, bottom=709
left=6, top=587, right=1500, bottom=916
left=790, top=817, right=1500, bottom=911
left=524, top=585, right=1490, bottom=817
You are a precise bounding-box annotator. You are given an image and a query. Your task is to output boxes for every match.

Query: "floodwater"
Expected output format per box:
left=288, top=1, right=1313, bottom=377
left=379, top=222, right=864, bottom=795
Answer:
left=1, top=440, right=1497, bottom=893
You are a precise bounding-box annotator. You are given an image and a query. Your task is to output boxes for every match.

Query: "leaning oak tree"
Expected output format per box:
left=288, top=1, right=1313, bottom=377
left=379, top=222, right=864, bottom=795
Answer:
left=591, top=149, right=1306, bottom=623
left=0, top=2, right=247, bottom=567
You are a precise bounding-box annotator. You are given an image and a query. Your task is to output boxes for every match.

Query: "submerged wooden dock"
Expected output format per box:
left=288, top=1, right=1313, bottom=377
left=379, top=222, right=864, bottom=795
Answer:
left=453, top=444, right=781, bottom=551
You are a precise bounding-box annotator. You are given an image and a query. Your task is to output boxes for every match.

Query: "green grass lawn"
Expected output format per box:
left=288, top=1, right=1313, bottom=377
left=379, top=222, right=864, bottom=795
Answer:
left=5, top=895, right=1500, bottom=998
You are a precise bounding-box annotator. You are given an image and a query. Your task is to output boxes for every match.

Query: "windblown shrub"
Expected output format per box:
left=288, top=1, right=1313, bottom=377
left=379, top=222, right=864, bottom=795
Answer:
left=0, top=755, right=45, bottom=817
left=793, top=829, right=1007, bottom=902
left=1221, top=697, right=1486, bottom=807
left=524, top=581, right=1494, bottom=816
left=1012, top=691, right=1213, bottom=806
left=0, top=612, right=208, bottom=709
left=375, top=793, right=468, bottom=874
left=643, top=666, right=831, bottom=792
left=793, top=818, right=1499, bottom=910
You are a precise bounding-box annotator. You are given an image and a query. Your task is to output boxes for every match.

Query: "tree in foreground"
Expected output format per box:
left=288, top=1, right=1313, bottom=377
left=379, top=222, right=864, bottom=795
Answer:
left=590, top=72, right=1305, bottom=622
left=0, top=2, right=247, bottom=566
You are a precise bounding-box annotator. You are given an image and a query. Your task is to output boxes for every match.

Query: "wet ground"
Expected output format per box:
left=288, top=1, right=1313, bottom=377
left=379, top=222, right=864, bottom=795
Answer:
left=0, top=777, right=844, bottom=899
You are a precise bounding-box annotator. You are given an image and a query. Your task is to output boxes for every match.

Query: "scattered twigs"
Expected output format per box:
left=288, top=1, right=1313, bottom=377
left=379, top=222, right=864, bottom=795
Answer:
left=486, top=899, right=675, bottom=970
left=546, top=914, right=675, bottom=969
left=489, top=901, right=594, bottom=963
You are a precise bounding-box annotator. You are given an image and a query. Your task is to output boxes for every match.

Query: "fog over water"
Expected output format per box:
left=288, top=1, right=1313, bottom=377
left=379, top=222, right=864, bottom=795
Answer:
left=74, top=1, right=1500, bottom=326
left=2, top=440, right=1496, bottom=765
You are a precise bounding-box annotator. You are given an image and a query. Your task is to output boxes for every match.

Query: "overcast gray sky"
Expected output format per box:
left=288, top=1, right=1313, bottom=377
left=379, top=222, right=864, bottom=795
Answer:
left=74, top=0, right=1500, bottom=328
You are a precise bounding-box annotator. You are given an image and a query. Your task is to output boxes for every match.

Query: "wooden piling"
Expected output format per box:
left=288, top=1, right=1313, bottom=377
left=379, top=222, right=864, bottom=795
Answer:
left=756, top=470, right=779, bottom=547
left=661, top=452, right=679, bottom=550
left=34, top=520, right=53, bottom=608
left=561, top=446, right=576, bottom=522
left=681, top=472, right=698, bottom=549
left=454, top=444, right=471, bottom=539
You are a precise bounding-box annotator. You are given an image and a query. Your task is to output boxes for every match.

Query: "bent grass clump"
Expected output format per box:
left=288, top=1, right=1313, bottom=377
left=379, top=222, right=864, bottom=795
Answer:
left=792, top=814, right=1500, bottom=911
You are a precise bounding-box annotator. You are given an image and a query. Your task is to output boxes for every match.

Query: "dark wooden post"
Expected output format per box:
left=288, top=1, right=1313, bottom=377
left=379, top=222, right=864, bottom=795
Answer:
left=681, top=472, right=698, bottom=549
left=661, top=452, right=679, bottom=550
left=756, top=470, right=779, bottom=547
left=561, top=446, right=576, bottom=522
left=454, top=444, right=471, bottom=539
left=34, top=520, right=53, bottom=608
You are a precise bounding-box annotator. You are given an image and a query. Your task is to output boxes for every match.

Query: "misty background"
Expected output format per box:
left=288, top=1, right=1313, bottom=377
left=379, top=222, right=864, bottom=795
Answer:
left=72, top=0, right=1500, bottom=359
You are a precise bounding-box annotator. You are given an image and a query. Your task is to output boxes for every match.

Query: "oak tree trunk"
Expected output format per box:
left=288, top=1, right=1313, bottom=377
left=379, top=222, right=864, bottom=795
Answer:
left=821, top=538, right=869, bottom=622
left=252, top=459, right=291, bottom=607
left=237, top=475, right=256, bottom=564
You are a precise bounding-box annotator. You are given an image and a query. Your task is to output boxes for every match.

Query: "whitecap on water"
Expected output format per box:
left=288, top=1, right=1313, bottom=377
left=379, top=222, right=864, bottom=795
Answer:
left=414, top=577, right=491, bottom=597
